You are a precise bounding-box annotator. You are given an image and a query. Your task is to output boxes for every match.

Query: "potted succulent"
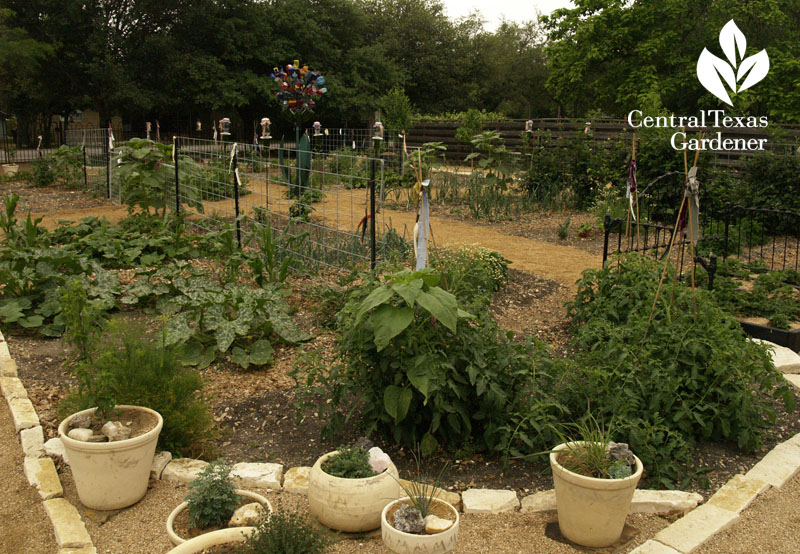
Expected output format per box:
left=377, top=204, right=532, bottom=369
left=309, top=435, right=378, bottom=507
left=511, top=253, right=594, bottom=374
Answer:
left=381, top=454, right=459, bottom=554
left=166, top=461, right=273, bottom=546
left=308, top=444, right=402, bottom=532
left=548, top=416, right=643, bottom=548
left=58, top=282, right=163, bottom=510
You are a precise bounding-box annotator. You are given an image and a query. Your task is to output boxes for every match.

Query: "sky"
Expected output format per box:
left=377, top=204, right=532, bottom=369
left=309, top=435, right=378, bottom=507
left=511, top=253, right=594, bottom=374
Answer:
left=441, top=0, right=574, bottom=30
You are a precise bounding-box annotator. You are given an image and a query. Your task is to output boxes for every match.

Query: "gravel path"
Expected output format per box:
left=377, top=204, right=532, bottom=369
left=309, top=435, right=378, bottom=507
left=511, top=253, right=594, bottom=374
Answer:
left=697, top=471, right=800, bottom=553
left=0, top=401, right=55, bottom=553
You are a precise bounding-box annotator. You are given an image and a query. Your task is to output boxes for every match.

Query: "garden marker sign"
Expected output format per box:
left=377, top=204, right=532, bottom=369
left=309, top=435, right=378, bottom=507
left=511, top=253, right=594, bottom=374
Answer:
left=697, top=20, right=769, bottom=107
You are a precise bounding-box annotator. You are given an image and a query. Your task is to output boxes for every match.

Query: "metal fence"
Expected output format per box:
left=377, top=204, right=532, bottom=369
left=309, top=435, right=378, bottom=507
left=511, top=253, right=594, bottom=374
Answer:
left=65, top=128, right=115, bottom=199
left=170, top=136, right=388, bottom=272
left=603, top=205, right=800, bottom=279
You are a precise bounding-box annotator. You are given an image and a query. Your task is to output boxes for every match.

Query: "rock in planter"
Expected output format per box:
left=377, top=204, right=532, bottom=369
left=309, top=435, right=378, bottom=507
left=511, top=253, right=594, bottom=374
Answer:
left=393, top=504, right=425, bottom=534
left=101, top=421, right=131, bottom=442
left=425, top=515, right=453, bottom=534
left=229, top=502, right=266, bottom=527
left=67, top=429, right=94, bottom=442
left=59, top=405, right=163, bottom=510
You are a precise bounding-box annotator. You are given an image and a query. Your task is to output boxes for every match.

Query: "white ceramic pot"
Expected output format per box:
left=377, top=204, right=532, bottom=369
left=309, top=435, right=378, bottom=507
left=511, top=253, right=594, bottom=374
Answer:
left=550, top=441, right=643, bottom=548
left=166, top=489, right=273, bottom=545
left=381, top=498, right=459, bottom=554
left=308, top=450, right=402, bottom=532
left=2, top=164, right=19, bottom=176
left=58, top=405, right=163, bottom=510
left=166, top=527, right=255, bottom=554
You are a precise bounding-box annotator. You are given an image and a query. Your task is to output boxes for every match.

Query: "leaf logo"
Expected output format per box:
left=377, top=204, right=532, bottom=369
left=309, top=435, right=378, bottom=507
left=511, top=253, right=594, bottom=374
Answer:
left=697, top=20, right=769, bottom=106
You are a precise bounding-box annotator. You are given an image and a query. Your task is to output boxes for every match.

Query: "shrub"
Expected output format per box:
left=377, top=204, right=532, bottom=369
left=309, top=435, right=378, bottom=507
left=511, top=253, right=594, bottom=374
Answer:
left=236, top=502, right=330, bottom=554
left=31, top=158, right=55, bottom=187
left=49, top=145, right=84, bottom=189
left=185, top=461, right=239, bottom=529
left=59, top=321, right=217, bottom=457
left=296, top=269, right=555, bottom=456
left=321, top=446, right=376, bottom=478
left=563, top=254, right=795, bottom=487
left=431, top=245, right=509, bottom=310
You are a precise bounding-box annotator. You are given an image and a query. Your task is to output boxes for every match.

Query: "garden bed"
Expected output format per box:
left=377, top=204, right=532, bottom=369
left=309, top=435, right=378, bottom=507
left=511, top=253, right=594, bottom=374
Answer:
left=10, top=264, right=800, bottom=499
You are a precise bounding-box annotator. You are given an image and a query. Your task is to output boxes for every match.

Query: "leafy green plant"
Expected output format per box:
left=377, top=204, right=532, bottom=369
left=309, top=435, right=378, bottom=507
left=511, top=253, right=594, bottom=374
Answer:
left=379, top=86, right=414, bottom=132
left=114, top=138, right=203, bottom=216
left=31, top=158, right=55, bottom=187
left=49, top=145, right=84, bottom=189
left=59, top=319, right=216, bottom=456
left=321, top=446, right=377, bottom=478
left=294, top=269, right=555, bottom=456
left=236, top=501, right=330, bottom=554
left=557, top=217, right=571, bottom=240
left=431, top=245, right=509, bottom=311
left=465, top=131, right=518, bottom=191
left=563, top=254, right=795, bottom=487
left=185, top=461, right=239, bottom=529
left=60, top=280, right=115, bottom=422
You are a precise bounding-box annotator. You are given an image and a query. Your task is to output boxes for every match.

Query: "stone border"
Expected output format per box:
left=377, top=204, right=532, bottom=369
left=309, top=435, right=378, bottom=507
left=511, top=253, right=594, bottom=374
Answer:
left=0, top=330, right=97, bottom=554
left=6, top=331, right=800, bottom=554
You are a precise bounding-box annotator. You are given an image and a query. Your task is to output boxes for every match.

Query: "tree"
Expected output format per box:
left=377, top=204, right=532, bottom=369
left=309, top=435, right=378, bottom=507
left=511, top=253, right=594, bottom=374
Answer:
left=543, top=0, right=800, bottom=121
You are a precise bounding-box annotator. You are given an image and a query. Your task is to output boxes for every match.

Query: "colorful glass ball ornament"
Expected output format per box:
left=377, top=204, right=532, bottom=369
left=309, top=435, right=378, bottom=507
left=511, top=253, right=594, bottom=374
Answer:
left=270, top=63, right=327, bottom=118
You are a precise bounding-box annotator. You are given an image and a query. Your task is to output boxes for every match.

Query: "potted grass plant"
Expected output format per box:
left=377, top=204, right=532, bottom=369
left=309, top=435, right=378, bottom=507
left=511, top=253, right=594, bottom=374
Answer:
left=381, top=453, right=459, bottom=554
left=548, top=414, right=643, bottom=548
left=308, top=444, right=401, bottom=532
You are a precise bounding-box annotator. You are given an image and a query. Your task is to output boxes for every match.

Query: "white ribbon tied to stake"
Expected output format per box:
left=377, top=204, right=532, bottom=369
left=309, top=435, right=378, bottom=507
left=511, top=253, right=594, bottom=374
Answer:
left=686, top=166, right=700, bottom=246
left=414, top=179, right=430, bottom=270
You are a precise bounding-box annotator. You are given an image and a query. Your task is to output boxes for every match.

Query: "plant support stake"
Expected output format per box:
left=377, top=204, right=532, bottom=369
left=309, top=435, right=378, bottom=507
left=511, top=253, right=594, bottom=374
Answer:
left=231, top=143, right=242, bottom=247
left=82, top=146, right=88, bottom=189
left=370, top=158, right=376, bottom=269
left=173, top=137, right=180, bottom=215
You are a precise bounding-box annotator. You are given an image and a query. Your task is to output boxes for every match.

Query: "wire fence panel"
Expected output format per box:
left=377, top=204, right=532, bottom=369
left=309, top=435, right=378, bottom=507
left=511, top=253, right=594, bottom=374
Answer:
left=175, top=136, right=387, bottom=273
left=65, top=128, right=114, bottom=199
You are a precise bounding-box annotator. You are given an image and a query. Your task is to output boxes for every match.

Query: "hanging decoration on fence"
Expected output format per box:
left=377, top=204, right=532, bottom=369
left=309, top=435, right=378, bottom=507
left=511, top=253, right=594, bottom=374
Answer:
left=229, top=142, right=242, bottom=192
left=685, top=166, right=700, bottom=246
left=36, top=135, right=42, bottom=159
left=108, top=122, right=115, bottom=151
left=270, top=61, right=327, bottom=123
left=213, top=120, right=218, bottom=142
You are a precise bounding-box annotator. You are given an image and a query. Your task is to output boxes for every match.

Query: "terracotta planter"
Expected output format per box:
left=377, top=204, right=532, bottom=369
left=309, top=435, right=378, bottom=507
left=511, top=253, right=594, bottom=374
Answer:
left=550, top=442, right=643, bottom=548
left=381, top=498, right=459, bottom=554
left=166, top=489, right=273, bottom=545
left=58, top=405, right=163, bottom=510
left=308, top=450, right=402, bottom=532
left=166, top=527, right=254, bottom=554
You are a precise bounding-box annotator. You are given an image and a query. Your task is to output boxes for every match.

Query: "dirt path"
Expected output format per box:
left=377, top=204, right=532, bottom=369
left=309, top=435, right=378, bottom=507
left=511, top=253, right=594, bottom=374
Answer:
left=32, top=180, right=600, bottom=291
left=0, top=401, right=55, bottom=554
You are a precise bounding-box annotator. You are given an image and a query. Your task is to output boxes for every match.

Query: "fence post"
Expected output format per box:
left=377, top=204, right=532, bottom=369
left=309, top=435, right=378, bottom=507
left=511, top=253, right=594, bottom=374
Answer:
left=173, top=137, right=180, bottom=215
left=602, top=214, right=611, bottom=267
left=82, top=146, right=88, bottom=189
left=232, top=145, right=241, bottom=248
left=105, top=129, right=111, bottom=199
left=723, top=202, right=731, bottom=262
left=370, top=158, right=376, bottom=270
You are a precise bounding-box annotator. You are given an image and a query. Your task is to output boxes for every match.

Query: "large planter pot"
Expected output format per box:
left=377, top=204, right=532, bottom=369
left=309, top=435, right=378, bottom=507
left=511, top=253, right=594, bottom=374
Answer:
left=167, top=527, right=254, bottom=554
left=166, top=489, right=273, bottom=545
left=381, top=497, right=459, bottom=554
left=550, top=441, right=643, bottom=548
left=58, top=405, right=163, bottom=510
left=1, top=163, right=19, bottom=176
left=308, top=450, right=402, bottom=532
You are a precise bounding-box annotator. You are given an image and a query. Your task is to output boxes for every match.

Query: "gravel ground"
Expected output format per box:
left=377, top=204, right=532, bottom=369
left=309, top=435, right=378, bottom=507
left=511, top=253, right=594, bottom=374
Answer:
left=0, top=401, right=56, bottom=554
left=696, top=471, right=800, bottom=554
left=58, top=470, right=673, bottom=554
